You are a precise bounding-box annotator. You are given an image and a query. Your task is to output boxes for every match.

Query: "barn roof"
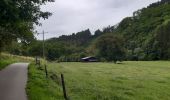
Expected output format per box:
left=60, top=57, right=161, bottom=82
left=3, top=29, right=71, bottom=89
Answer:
left=81, top=56, right=96, bottom=60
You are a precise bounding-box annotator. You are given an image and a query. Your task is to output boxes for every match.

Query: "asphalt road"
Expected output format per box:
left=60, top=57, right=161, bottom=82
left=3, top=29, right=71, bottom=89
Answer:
left=0, top=63, right=29, bottom=100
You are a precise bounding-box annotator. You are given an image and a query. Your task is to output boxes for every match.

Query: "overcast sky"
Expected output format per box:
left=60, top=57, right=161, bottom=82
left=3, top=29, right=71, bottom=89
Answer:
left=36, top=0, right=159, bottom=40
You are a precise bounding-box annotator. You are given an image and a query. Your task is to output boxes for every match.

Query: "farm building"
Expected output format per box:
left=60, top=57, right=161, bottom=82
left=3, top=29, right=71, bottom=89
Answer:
left=81, top=56, right=98, bottom=62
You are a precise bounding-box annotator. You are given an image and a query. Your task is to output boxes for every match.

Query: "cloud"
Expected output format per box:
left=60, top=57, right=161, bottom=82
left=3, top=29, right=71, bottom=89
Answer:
left=36, top=0, right=159, bottom=39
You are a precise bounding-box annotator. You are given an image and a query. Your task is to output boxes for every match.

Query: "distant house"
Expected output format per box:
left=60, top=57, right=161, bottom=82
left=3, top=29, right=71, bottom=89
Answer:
left=81, top=56, right=98, bottom=62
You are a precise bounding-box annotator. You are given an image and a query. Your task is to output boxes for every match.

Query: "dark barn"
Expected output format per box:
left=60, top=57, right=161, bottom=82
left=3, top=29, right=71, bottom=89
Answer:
left=81, top=56, right=98, bottom=62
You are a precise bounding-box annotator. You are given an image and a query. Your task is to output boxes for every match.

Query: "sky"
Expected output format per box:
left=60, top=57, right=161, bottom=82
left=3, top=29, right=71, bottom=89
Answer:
left=35, top=0, right=160, bottom=40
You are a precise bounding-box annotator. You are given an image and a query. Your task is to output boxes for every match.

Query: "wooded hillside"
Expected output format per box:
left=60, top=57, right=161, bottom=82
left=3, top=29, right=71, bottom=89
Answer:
left=3, top=0, right=170, bottom=61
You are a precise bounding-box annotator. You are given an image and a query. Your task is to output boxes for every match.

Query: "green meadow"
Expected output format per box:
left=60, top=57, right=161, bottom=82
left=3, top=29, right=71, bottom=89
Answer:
left=27, top=61, right=170, bottom=100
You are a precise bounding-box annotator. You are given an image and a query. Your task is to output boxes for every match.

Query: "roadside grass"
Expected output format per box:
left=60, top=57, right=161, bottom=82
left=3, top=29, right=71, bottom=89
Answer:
left=0, top=53, right=33, bottom=70
left=27, top=61, right=170, bottom=100
left=0, top=58, right=15, bottom=70
left=26, top=63, right=63, bottom=100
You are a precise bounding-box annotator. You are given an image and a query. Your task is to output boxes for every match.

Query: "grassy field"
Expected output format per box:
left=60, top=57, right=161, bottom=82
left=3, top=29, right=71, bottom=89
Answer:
left=27, top=61, right=170, bottom=100
left=0, top=53, right=33, bottom=70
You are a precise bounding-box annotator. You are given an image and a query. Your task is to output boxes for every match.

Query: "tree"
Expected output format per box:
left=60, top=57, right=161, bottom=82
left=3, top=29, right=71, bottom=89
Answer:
left=0, top=0, right=54, bottom=51
left=154, top=21, right=170, bottom=59
left=95, top=34, right=125, bottom=63
left=94, top=29, right=102, bottom=37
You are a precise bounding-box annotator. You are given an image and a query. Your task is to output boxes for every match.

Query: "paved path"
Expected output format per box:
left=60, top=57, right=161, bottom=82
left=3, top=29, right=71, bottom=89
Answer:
left=0, top=63, right=29, bottom=100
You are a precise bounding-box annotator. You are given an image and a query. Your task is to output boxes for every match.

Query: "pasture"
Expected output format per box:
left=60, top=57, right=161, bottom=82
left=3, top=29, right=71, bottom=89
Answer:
left=27, top=61, right=170, bottom=100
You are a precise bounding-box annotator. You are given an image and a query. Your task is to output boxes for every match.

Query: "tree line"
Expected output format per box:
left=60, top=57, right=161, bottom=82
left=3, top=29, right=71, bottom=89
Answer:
left=1, top=0, right=170, bottom=63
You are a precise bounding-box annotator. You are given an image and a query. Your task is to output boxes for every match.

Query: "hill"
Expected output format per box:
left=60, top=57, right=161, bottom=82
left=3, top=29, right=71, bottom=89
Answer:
left=113, top=0, right=170, bottom=60
left=4, top=0, right=170, bottom=61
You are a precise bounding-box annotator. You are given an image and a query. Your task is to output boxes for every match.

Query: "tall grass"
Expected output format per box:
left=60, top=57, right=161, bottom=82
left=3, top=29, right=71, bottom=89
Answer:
left=26, top=63, right=63, bottom=100
left=0, top=53, right=33, bottom=70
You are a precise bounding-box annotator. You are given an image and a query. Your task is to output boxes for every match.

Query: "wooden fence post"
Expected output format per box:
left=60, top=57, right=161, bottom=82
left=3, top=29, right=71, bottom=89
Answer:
left=45, top=65, right=48, bottom=78
left=61, top=74, right=68, bottom=100
left=38, top=60, right=40, bottom=67
left=35, top=57, right=37, bottom=64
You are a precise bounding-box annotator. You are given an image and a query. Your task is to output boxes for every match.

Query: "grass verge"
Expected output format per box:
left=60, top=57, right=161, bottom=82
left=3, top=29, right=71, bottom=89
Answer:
left=0, top=58, right=15, bottom=70
left=0, top=53, right=33, bottom=70
left=26, top=63, right=64, bottom=100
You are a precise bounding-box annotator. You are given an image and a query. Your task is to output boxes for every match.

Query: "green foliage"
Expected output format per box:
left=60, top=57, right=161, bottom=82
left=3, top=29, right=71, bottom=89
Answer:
left=4, top=0, right=170, bottom=61
left=94, top=34, right=125, bottom=63
left=153, top=21, right=170, bottom=59
left=32, top=29, right=92, bottom=61
left=43, top=0, right=170, bottom=61
left=28, top=41, right=43, bottom=57
left=102, top=0, right=170, bottom=60
left=50, top=29, right=92, bottom=46
left=0, top=0, right=54, bottom=50
left=46, top=42, right=68, bottom=61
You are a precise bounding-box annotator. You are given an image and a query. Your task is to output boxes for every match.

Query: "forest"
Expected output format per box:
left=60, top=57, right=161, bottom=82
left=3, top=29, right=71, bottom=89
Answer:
left=1, top=0, right=170, bottom=62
